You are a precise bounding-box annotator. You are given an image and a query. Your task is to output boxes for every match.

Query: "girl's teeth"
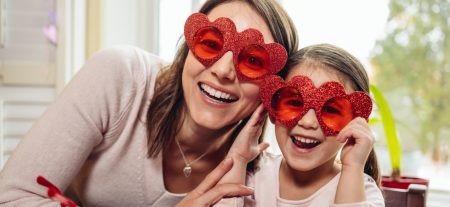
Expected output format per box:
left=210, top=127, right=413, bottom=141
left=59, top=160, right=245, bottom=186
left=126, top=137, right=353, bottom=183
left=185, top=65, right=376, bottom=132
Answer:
left=292, top=136, right=321, bottom=149
left=296, top=137, right=319, bottom=144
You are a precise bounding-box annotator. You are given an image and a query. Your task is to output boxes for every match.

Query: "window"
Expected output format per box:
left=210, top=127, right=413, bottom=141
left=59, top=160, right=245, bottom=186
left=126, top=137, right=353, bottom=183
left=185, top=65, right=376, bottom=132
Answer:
left=0, top=0, right=56, bottom=86
left=158, top=0, right=206, bottom=61
left=0, top=0, right=5, bottom=48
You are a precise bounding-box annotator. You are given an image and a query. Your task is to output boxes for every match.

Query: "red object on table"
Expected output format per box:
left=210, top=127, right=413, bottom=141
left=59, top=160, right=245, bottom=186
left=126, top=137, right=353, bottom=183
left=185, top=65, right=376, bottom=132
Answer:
left=381, top=176, right=429, bottom=189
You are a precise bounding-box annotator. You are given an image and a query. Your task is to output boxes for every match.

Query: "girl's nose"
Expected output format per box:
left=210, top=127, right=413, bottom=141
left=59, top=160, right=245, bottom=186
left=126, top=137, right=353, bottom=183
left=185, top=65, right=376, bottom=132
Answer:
left=209, top=51, right=236, bottom=81
left=297, top=109, right=320, bottom=130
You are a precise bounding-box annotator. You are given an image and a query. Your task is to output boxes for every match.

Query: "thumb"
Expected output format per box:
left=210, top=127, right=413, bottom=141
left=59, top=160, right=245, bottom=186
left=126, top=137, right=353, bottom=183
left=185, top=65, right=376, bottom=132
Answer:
left=258, top=142, right=270, bottom=153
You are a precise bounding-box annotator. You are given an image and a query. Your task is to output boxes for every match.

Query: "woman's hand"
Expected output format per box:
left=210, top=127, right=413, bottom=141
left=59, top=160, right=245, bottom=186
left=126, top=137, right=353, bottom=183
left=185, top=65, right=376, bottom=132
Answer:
left=216, top=104, right=269, bottom=186
left=176, top=158, right=254, bottom=207
left=227, top=104, right=269, bottom=164
left=336, top=117, right=375, bottom=170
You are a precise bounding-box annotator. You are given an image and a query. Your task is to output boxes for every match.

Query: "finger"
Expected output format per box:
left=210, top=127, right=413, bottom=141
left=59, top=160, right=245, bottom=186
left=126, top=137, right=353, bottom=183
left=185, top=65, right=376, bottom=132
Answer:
left=254, top=124, right=264, bottom=138
left=341, top=121, right=373, bottom=142
left=255, top=109, right=267, bottom=126
left=197, top=184, right=254, bottom=206
left=258, top=142, right=270, bottom=152
left=337, top=126, right=359, bottom=143
left=193, top=158, right=233, bottom=195
left=339, top=127, right=373, bottom=146
left=336, top=120, right=366, bottom=142
left=248, top=104, right=266, bottom=127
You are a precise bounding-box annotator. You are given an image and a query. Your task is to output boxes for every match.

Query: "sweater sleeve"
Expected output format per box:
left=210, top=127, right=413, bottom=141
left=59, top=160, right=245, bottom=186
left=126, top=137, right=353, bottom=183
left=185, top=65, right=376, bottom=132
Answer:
left=331, top=175, right=385, bottom=207
left=0, top=46, right=149, bottom=206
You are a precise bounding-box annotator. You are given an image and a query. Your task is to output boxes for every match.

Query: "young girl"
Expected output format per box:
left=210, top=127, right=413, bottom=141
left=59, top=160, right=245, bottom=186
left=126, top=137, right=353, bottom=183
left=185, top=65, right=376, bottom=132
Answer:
left=222, top=43, right=385, bottom=206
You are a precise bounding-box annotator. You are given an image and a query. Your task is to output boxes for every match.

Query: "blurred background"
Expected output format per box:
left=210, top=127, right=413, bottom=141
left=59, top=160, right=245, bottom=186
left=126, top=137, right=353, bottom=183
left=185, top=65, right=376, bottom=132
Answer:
left=0, top=0, right=448, bottom=206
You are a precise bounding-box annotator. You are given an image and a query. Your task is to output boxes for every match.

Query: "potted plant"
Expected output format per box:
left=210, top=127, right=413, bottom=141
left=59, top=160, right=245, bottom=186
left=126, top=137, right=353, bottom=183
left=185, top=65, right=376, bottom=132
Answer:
left=370, top=85, right=429, bottom=207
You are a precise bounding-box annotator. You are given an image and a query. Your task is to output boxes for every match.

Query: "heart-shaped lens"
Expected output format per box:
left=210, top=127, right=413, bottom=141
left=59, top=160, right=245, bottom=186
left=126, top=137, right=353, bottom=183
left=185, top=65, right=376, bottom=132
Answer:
left=193, top=27, right=224, bottom=59
left=321, top=97, right=354, bottom=132
left=237, top=44, right=270, bottom=79
left=272, top=87, right=304, bottom=121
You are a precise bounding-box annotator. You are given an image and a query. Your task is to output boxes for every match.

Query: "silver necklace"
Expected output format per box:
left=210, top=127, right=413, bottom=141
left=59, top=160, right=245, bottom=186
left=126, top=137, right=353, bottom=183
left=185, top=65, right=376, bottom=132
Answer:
left=175, top=138, right=211, bottom=177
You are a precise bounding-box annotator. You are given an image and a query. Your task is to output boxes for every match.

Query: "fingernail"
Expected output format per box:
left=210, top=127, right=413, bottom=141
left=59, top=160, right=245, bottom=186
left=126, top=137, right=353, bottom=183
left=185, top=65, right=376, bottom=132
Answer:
left=245, top=186, right=254, bottom=192
left=222, top=157, right=232, bottom=165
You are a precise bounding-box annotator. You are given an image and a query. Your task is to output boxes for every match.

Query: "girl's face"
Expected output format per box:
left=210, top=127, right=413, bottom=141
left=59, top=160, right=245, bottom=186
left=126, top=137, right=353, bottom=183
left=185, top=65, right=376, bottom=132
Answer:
left=275, top=63, right=355, bottom=172
left=182, top=1, right=274, bottom=130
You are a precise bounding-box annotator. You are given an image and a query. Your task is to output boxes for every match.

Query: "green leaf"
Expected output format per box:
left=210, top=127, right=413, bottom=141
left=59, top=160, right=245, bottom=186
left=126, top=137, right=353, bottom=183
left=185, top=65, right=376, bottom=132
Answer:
left=369, top=118, right=381, bottom=125
left=370, top=84, right=402, bottom=174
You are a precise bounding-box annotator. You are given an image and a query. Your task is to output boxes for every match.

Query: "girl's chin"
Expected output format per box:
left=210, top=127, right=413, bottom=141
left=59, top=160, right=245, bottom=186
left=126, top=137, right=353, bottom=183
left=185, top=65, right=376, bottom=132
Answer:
left=284, top=157, right=317, bottom=172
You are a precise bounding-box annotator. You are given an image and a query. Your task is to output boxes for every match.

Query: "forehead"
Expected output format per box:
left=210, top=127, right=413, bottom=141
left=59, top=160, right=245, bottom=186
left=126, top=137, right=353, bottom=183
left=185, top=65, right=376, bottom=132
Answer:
left=206, top=1, right=275, bottom=43
left=287, top=63, right=355, bottom=93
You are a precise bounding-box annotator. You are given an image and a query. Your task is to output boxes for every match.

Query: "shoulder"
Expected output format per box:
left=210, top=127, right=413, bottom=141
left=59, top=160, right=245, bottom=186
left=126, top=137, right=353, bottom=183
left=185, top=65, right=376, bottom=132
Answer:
left=92, top=45, right=164, bottom=63
left=246, top=152, right=281, bottom=206
left=363, top=174, right=378, bottom=186
left=259, top=152, right=283, bottom=166
left=249, top=152, right=282, bottom=179
left=362, top=174, right=385, bottom=206
left=255, top=152, right=283, bottom=174
left=89, top=45, right=166, bottom=74
left=79, top=45, right=168, bottom=89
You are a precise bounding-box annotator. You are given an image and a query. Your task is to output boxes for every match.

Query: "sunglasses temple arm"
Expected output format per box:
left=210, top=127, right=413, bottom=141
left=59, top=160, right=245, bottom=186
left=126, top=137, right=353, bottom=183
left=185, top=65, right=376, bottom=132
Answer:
left=36, top=176, right=78, bottom=207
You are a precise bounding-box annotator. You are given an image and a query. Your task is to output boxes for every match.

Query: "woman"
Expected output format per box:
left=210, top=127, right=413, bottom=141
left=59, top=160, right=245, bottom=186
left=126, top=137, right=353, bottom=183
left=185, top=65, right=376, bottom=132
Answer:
left=0, top=0, right=298, bottom=206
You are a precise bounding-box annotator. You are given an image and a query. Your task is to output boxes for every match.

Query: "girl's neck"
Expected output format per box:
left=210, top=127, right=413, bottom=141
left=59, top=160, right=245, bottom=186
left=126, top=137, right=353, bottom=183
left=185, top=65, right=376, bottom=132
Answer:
left=279, top=158, right=341, bottom=200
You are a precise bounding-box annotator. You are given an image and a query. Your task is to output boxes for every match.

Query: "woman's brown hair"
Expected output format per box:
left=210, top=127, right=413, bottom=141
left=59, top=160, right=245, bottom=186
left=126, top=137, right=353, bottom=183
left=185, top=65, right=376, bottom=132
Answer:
left=146, top=0, right=299, bottom=172
left=284, top=43, right=381, bottom=185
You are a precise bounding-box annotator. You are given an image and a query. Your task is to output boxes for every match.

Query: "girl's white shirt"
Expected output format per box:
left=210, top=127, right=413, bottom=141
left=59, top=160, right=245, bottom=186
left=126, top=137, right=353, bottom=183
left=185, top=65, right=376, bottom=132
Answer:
left=218, top=152, right=384, bottom=207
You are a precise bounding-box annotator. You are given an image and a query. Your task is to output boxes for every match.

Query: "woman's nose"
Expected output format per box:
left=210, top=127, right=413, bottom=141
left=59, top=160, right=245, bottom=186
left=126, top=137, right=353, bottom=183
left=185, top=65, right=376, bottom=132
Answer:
left=209, top=51, right=236, bottom=81
left=297, top=109, right=320, bottom=130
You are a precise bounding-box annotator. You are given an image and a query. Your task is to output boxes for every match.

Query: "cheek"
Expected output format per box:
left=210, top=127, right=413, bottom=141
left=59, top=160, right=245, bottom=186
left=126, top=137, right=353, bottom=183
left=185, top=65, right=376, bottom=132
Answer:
left=184, top=51, right=204, bottom=76
left=182, top=53, right=202, bottom=95
left=275, top=125, right=290, bottom=146
left=325, top=136, right=344, bottom=151
left=240, top=82, right=260, bottom=101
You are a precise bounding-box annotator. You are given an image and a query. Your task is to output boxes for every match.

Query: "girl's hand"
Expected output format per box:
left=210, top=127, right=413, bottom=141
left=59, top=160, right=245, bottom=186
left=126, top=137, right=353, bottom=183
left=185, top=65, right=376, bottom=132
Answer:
left=176, top=158, right=254, bottom=207
left=336, top=117, right=375, bottom=171
left=226, top=104, right=269, bottom=164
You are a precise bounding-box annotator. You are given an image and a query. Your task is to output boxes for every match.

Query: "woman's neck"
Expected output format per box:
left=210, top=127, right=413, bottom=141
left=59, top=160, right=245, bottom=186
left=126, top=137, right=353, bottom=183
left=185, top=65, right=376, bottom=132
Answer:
left=176, top=112, right=238, bottom=156
left=162, top=113, right=239, bottom=193
left=279, top=157, right=341, bottom=200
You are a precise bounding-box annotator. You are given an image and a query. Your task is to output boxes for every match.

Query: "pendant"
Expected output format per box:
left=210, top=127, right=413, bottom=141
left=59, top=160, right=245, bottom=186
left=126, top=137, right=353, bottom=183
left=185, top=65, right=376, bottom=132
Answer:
left=183, top=164, right=192, bottom=177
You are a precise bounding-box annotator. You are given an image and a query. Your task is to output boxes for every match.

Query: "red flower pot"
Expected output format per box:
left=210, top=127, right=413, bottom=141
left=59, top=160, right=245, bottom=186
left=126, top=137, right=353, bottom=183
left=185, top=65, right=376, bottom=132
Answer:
left=381, top=176, right=429, bottom=189
left=382, top=176, right=429, bottom=207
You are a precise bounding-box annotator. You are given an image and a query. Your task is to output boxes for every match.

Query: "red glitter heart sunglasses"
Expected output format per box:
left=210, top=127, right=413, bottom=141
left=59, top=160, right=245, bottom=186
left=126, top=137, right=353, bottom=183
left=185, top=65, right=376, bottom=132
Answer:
left=260, top=75, right=372, bottom=135
left=184, top=13, right=287, bottom=81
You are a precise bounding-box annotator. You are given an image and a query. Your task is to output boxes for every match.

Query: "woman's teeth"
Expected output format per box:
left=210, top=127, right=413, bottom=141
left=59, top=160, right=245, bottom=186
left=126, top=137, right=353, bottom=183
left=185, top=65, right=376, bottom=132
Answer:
left=200, top=83, right=238, bottom=103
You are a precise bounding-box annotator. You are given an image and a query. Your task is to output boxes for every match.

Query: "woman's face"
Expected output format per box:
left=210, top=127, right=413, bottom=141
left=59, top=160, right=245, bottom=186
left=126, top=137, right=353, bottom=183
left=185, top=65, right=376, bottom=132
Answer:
left=275, top=63, right=355, bottom=172
left=182, top=1, right=274, bottom=130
